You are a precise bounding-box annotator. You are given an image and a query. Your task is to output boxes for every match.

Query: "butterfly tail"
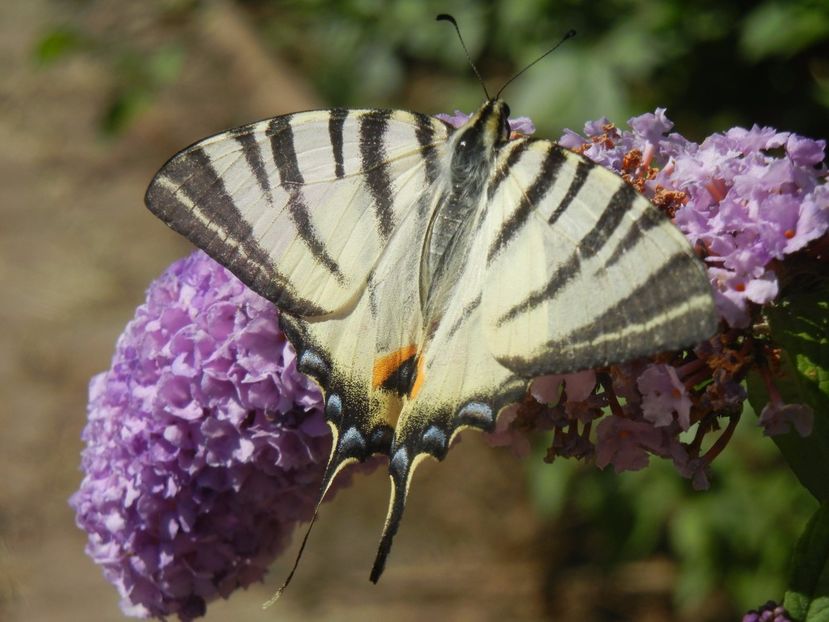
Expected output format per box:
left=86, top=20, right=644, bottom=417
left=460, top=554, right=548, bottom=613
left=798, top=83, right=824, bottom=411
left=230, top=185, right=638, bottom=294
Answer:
left=370, top=446, right=422, bottom=583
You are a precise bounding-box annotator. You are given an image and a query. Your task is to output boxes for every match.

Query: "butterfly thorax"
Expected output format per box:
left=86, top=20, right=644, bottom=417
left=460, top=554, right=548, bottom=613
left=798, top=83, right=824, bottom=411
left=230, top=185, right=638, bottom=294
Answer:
left=419, top=99, right=511, bottom=323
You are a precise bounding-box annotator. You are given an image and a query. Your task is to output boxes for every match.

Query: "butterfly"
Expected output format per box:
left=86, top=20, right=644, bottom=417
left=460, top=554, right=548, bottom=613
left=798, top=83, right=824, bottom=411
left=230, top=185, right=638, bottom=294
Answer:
left=144, top=64, right=717, bottom=588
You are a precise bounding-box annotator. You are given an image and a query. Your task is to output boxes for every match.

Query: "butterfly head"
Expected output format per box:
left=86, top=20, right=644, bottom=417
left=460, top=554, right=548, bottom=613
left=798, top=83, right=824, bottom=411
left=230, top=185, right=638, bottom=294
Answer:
left=482, top=99, right=512, bottom=146
left=452, top=99, right=512, bottom=154
left=447, top=99, right=513, bottom=192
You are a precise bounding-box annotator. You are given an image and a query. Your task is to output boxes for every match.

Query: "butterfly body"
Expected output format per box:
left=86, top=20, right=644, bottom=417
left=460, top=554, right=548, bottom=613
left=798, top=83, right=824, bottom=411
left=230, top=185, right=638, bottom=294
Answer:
left=145, top=99, right=717, bottom=583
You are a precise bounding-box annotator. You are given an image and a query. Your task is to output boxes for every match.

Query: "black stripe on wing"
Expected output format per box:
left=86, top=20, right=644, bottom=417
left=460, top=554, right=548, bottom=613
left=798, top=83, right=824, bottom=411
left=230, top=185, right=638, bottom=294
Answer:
left=487, top=139, right=531, bottom=200
left=578, top=182, right=638, bottom=257
left=328, top=108, right=348, bottom=179
left=414, top=112, right=443, bottom=184
left=268, top=115, right=346, bottom=285
left=501, top=252, right=717, bottom=375
left=413, top=112, right=445, bottom=218
left=495, top=179, right=638, bottom=325
left=446, top=293, right=481, bottom=339
left=144, top=146, right=328, bottom=317
left=548, top=159, right=592, bottom=226
left=360, top=110, right=396, bottom=241
left=600, top=201, right=666, bottom=268
left=486, top=144, right=567, bottom=264
left=235, top=130, right=272, bottom=201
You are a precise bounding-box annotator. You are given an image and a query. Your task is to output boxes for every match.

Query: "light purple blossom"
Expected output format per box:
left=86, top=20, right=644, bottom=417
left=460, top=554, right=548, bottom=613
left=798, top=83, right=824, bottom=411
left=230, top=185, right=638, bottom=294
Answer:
left=595, top=416, right=663, bottom=473
left=742, top=601, right=793, bottom=622
left=486, top=404, right=531, bottom=457
left=435, top=109, right=536, bottom=135
left=637, top=364, right=692, bottom=430
left=562, top=110, right=829, bottom=328
left=759, top=401, right=814, bottom=437
left=70, top=251, right=331, bottom=620
left=668, top=441, right=711, bottom=491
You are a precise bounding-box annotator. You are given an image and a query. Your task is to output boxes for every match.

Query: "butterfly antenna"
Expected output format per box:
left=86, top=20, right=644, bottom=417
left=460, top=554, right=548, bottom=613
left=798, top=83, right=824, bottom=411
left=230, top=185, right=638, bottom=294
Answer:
left=495, top=29, right=576, bottom=99
left=437, top=13, right=490, bottom=100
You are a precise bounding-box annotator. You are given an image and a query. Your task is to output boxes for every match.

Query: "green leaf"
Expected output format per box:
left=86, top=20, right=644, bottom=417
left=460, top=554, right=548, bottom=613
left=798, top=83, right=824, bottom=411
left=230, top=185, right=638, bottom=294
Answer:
left=740, top=2, right=829, bottom=60
left=784, top=500, right=829, bottom=622
left=33, top=27, right=83, bottom=65
left=746, top=283, right=829, bottom=501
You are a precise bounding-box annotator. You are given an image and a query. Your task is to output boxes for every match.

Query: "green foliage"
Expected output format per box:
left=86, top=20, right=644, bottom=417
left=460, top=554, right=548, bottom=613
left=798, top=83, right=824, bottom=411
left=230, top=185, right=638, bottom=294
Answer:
left=101, top=45, right=184, bottom=134
left=785, top=501, right=829, bottom=622
left=741, top=1, right=829, bottom=60
left=33, top=27, right=85, bottom=65
left=33, top=11, right=184, bottom=135
left=747, top=282, right=829, bottom=501
left=527, top=413, right=818, bottom=615
left=36, top=0, right=829, bottom=139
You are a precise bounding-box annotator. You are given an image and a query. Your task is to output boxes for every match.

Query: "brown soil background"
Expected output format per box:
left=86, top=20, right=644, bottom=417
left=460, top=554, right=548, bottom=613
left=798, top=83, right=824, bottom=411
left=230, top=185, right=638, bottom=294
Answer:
left=0, top=3, right=683, bottom=621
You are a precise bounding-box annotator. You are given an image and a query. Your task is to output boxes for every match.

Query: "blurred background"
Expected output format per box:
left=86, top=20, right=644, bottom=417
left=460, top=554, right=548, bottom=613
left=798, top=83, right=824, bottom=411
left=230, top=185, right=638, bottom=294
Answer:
left=1, top=0, right=826, bottom=620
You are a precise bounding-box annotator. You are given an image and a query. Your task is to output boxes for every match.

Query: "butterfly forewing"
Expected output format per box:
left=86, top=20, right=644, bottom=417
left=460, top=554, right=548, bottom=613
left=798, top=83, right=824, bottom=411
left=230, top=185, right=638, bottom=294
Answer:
left=482, top=141, right=717, bottom=375
left=145, top=109, right=450, bottom=318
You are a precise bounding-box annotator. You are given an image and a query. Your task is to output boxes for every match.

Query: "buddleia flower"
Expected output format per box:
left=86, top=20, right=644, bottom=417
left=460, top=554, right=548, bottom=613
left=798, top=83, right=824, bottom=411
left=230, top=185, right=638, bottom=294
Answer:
left=497, top=108, right=827, bottom=486
left=72, top=108, right=827, bottom=620
left=70, top=251, right=335, bottom=620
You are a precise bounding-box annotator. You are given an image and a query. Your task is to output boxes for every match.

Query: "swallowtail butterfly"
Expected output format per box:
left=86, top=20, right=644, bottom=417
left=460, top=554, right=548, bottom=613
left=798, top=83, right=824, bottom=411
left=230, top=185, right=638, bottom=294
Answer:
left=145, top=18, right=717, bottom=589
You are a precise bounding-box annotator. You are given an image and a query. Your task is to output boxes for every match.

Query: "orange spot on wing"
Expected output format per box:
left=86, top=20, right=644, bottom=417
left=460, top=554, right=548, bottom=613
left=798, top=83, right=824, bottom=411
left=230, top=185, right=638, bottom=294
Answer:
left=372, top=345, right=418, bottom=389
left=409, top=355, right=426, bottom=399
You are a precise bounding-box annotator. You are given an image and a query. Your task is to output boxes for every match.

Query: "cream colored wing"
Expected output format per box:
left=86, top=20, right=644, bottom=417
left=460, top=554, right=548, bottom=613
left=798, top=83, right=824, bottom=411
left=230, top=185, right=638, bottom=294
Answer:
left=146, top=108, right=449, bottom=319
left=481, top=139, right=717, bottom=376
left=146, top=107, right=454, bottom=554
left=369, top=136, right=718, bottom=581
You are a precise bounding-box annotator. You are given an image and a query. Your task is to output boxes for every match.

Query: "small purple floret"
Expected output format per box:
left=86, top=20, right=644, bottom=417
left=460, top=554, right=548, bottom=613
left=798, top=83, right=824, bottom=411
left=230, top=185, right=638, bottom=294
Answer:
left=638, top=364, right=692, bottom=430
left=435, top=109, right=536, bottom=135
left=742, top=601, right=792, bottom=622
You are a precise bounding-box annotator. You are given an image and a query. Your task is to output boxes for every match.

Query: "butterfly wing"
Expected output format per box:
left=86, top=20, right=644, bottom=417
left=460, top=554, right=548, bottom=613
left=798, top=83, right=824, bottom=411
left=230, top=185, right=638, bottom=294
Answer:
left=146, top=109, right=447, bottom=319
left=146, top=109, right=452, bottom=488
left=369, top=212, right=527, bottom=581
left=368, top=136, right=718, bottom=581
left=481, top=138, right=718, bottom=375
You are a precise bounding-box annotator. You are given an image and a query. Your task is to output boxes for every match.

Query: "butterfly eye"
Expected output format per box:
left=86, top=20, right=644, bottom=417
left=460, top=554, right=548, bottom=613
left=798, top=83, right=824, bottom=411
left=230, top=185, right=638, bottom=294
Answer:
left=498, top=104, right=512, bottom=140
left=501, top=117, right=511, bottom=141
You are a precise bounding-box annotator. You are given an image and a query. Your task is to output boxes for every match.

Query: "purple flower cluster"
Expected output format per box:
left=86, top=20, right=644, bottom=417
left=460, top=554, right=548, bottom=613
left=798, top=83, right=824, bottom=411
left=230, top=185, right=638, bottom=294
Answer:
left=488, top=108, right=826, bottom=482
left=70, top=251, right=330, bottom=620
left=73, top=107, right=826, bottom=619
left=561, top=109, right=829, bottom=328
left=742, top=601, right=792, bottom=622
